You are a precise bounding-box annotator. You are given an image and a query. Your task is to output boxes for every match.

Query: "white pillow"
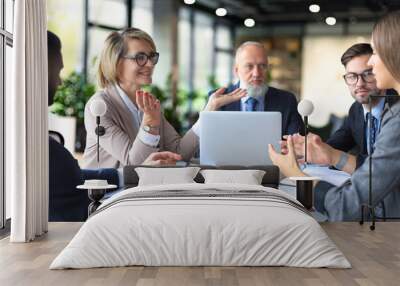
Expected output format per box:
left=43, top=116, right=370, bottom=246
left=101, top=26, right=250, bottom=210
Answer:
left=200, top=169, right=266, bottom=185
left=135, top=167, right=201, bottom=186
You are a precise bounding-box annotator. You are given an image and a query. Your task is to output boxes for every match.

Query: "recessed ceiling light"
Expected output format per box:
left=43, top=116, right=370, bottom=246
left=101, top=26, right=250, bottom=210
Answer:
left=184, top=0, right=196, bottom=5
left=309, top=4, right=320, bottom=13
left=216, top=8, right=227, bottom=17
left=325, top=16, right=336, bottom=25
left=244, top=18, right=255, bottom=27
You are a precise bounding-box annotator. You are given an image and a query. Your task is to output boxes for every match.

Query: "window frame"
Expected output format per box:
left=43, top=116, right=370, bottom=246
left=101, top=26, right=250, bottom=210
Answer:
left=83, top=0, right=134, bottom=81
left=0, top=0, right=14, bottom=232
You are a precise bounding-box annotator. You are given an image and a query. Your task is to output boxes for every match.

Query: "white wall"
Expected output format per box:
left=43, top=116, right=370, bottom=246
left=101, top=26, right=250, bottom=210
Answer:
left=301, top=35, right=370, bottom=127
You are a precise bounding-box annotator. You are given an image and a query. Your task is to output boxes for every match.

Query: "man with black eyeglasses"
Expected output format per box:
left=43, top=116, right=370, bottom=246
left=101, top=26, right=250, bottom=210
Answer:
left=280, top=43, right=397, bottom=171
left=281, top=43, right=395, bottom=173
left=326, top=43, right=397, bottom=169
left=279, top=43, right=397, bottom=215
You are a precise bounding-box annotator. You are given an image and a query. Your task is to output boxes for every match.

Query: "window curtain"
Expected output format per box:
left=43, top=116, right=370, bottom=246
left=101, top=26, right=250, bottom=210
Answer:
left=9, top=0, right=48, bottom=242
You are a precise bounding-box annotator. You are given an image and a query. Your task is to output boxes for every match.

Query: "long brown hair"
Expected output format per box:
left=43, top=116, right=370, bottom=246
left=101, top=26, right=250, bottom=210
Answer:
left=372, top=10, right=400, bottom=82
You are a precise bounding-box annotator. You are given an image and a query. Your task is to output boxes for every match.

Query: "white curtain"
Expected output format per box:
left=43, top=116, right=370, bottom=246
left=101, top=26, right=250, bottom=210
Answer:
left=9, top=0, right=48, bottom=242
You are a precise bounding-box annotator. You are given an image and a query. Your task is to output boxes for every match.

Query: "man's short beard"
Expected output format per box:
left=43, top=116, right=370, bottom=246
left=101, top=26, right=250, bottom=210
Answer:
left=356, top=89, right=381, bottom=105
left=245, top=83, right=268, bottom=98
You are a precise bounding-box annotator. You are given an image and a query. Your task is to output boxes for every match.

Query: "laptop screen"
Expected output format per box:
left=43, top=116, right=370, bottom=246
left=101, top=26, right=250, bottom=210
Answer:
left=199, top=111, right=282, bottom=166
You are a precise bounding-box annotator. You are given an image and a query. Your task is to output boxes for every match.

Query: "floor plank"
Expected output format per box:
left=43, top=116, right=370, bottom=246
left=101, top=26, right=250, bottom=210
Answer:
left=0, top=222, right=399, bottom=286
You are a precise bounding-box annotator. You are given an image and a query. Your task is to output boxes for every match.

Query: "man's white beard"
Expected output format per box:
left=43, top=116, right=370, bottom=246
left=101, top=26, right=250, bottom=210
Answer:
left=247, top=84, right=268, bottom=98
left=241, top=82, right=268, bottom=98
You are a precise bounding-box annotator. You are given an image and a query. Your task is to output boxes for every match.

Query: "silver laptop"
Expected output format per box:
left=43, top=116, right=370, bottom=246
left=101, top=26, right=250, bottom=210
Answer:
left=199, top=111, right=282, bottom=166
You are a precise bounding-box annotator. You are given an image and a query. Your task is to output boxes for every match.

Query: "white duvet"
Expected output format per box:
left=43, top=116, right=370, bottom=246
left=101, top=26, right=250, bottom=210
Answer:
left=50, top=183, right=351, bottom=269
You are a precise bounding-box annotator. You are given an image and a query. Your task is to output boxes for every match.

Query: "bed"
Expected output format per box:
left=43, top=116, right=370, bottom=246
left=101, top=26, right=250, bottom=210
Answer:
left=50, top=165, right=350, bottom=269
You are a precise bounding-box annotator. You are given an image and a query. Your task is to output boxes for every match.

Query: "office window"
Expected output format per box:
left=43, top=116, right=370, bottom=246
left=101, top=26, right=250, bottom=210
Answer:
left=132, top=0, right=153, bottom=36
left=193, top=11, right=213, bottom=92
left=87, top=28, right=111, bottom=81
left=215, top=24, right=234, bottom=86
left=216, top=25, right=231, bottom=49
left=5, top=0, right=13, bottom=33
left=215, top=52, right=232, bottom=87
left=89, top=0, right=126, bottom=28
left=47, top=0, right=84, bottom=77
left=1, top=0, right=14, bottom=230
left=4, top=44, right=11, bottom=221
left=178, top=7, right=190, bottom=91
left=178, top=8, right=235, bottom=115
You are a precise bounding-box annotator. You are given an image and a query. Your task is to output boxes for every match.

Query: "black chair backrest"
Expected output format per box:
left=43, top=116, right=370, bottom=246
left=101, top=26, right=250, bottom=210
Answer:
left=49, top=130, right=65, bottom=146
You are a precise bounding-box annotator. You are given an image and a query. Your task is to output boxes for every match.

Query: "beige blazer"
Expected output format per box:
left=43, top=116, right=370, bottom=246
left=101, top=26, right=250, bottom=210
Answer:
left=82, top=86, right=199, bottom=168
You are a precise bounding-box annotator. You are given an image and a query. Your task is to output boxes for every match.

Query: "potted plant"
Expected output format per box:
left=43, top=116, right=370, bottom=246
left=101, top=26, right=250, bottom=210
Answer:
left=49, top=72, right=96, bottom=152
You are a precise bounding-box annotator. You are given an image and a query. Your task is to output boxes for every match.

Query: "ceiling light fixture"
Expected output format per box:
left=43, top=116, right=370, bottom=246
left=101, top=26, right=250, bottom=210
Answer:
left=184, top=0, right=196, bottom=5
left=309, top=4, right=320, bottom=13
left=244, top=18, right=255, bottom=27
left=216, top=7, right=227, bottom=17
left=325, top=16, right=336, bottom=25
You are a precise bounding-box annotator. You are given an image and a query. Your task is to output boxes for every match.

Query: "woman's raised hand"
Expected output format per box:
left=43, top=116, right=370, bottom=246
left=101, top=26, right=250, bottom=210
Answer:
left=136, top=90, right=161, bottom=129
left=268, top=135, right=306, bottom=178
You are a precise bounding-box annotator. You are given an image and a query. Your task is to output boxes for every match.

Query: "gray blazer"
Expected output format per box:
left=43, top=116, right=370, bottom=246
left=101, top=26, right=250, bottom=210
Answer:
left=82, top=86, right=199, bottom=168
left=325, top=98, right=400, bottom=221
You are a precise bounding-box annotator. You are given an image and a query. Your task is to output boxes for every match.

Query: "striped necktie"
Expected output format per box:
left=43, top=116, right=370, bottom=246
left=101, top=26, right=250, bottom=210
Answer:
left=366, top=112, right=378, bottom=154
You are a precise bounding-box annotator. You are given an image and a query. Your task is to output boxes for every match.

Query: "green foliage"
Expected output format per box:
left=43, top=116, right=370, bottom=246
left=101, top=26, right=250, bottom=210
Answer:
left=208, top=75, right=219, bottom=90
left=50, top=72, right=96, bottom=123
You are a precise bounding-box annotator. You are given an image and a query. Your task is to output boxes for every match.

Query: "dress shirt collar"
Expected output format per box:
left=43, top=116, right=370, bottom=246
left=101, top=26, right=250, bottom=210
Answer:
left=115, top=84, right=142, bottom=117
left=238, top=81, right=268, bottom=105
left=362, top=97, right=385, bottom=121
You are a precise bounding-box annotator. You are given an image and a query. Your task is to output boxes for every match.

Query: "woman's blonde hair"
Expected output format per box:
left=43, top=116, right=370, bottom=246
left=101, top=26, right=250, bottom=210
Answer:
left=372, top=10, right=400, bottom=82
left=97, top=27, right=156, bottom=88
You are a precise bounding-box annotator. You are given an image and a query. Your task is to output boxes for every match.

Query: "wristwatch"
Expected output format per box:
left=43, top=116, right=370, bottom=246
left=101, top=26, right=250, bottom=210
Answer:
left=143, top=125, right=159, bottom=132
left=334, top=151, right=349, bottom=170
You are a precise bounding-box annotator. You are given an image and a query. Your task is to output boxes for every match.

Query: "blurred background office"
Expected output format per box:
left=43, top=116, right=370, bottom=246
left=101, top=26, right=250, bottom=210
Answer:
left=2, top=0, right=400, bottom=229
left=44, top=0, right=400, bottom=155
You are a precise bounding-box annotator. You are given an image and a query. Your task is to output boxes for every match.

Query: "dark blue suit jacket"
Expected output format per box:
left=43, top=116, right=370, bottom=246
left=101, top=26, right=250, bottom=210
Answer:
left=326, top=102, right=367, bottom=168
left=49, top=137, right=119, bottom=222
left=327, top=92, right=398, bottom=168
left=209, top=83, right=304, bottom=136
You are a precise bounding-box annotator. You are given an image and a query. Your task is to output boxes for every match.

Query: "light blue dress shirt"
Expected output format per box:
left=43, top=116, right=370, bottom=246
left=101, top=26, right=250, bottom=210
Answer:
left=240, top=95, right=265, bottom=111
left=239, top=82, right=267, bottom=111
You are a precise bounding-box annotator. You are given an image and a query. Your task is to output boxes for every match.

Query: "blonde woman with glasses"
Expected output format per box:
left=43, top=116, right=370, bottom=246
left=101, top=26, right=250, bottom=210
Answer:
left=269, top=10, right=400, bottom=221
left=83, top=28, right=245, bottom=168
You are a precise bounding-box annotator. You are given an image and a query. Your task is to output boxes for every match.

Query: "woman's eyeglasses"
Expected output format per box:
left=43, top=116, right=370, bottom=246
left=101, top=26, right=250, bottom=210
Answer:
left=122, top=52, right=160, bottom=67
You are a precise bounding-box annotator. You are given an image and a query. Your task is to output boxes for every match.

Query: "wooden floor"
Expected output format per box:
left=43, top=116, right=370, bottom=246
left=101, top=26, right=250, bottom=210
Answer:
left=1, top=222, right=399, bottom=286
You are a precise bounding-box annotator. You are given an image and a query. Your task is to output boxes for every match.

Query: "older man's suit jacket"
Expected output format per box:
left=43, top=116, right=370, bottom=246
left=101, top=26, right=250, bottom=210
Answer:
left=83, top=86, right=199, bottom=169
left=49, top=137, right=118, bottom=222
left=210, top=83, right=304, bottom=136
